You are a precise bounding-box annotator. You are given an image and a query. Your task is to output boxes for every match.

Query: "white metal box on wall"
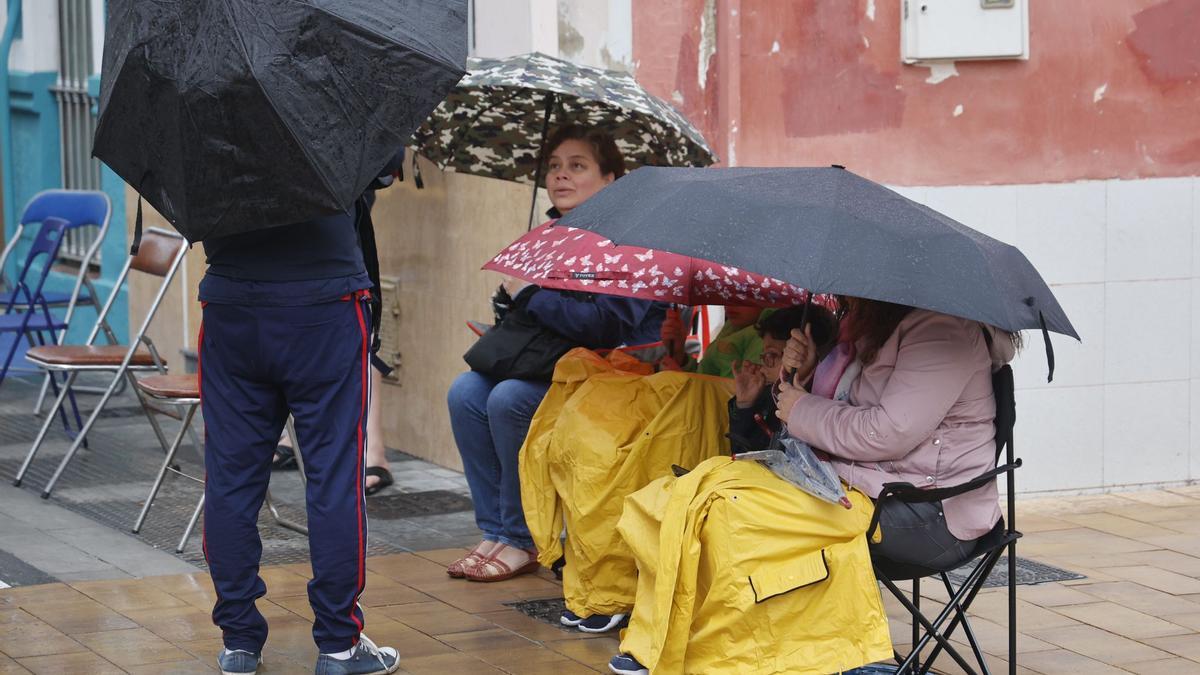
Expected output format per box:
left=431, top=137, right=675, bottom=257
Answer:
left=901, top=0, right=1029, bottom=63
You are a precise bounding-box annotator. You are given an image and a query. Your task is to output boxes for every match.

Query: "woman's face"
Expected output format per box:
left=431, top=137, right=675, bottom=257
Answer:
left=546, top=138, right=615, bottom=214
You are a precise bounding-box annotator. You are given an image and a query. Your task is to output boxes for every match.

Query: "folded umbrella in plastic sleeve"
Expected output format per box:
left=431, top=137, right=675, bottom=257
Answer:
left=736, top=432, right=853, bottom=509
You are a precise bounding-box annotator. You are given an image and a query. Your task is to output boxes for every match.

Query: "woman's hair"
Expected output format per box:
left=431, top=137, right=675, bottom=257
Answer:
left=840, top=296, right=1024, bottom=364
left=837, top=297, right=915, bottom=365
left=757, top=305, right=839, bottom=358
left=543, top=124, right=626, bottom=179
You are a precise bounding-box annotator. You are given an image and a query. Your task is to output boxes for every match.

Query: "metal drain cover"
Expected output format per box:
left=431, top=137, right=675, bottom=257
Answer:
left=948, top=556, right=1084, bottom=589
left=505, top=597, right=576, bottom=631
left=366, top=490, right=474, bottom=520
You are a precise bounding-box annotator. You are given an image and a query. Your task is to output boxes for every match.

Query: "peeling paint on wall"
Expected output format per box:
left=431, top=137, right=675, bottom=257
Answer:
left=923, top=61, right=959, bottom=84
left=698, top=0, right=717, bottom=90
left=1127, top=0, right=1200, bottom=89
left=866, top=0, right=876, bottom=22
left=953, top=104, right=964, bottom=117
left=1093, top=83, right=1108, bottom=102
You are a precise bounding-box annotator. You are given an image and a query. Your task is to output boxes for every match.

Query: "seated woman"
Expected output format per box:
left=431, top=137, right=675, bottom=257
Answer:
left=446, top=125, right=662, bottom=582
left=608, top=297, right=1017, bottom=675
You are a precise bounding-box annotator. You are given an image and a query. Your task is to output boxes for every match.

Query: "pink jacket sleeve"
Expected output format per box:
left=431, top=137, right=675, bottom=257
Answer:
left=785, top=313, right=983, bottom=462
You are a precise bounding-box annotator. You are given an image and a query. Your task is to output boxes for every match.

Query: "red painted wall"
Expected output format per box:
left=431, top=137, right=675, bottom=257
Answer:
left=633, top=0, right=1200, bottom=185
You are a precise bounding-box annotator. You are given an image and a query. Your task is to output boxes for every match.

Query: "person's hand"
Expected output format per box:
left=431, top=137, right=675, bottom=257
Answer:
left=732, top=360, right=768, bottom=408
left=657, top=354, right=684, bottom=372
left=660, top=307, right=688, bottom=362
left=775, top=378, right=809, bottom=425
left=782, top=324, right=818, bottom=382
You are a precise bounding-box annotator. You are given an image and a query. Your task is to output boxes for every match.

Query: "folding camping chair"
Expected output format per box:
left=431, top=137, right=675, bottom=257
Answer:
left=13, top=227, right=188, bottom=499
left=866, top=361, right=1021, bottom=675
left=0, top=191, right=116, bottom=402
left=132, top=374, right=308, bottom=552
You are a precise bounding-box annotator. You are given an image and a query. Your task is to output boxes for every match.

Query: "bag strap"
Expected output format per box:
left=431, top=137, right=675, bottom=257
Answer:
left=355, top=194, right=391, bottom=376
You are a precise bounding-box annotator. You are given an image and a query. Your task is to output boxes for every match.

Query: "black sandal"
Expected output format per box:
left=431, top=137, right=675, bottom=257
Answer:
left=271, top=445, right=297, bottom=470
left=364, top=466, right=393, bottom=496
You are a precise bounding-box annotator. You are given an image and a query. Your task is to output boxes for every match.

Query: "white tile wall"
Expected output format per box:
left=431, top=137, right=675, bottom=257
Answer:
left=1103, top=381, right=1190, bottom=487
left=1106, top=177, right=1193, bottom=282
left=1104, top=279, right=1191, bottom=384
left=1193, top=178, right=1200, bottom=277
left=1194, top=278, right=1200, bottom=380
left=1014, top=182, right=1107, bottom=285
left=1012, top=283, right=1104, bottom=390
left=889, top=176, right=1200, bottom=493
left=1191, top=379, right=1200, bottom=479
left=923, top=185, right=1017, bottom=244
left=1016, top=386, right=1104, bottom=493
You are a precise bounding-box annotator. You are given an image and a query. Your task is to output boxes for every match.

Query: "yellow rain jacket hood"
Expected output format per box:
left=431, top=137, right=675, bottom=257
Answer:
left=520, top=348, right=734, bottom=616
left=618, top=456, right=893, bottom=674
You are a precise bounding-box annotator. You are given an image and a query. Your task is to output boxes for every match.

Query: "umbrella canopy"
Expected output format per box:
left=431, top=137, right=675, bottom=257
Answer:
left=486, top=222, right=812, bottom=307
left=93, top=0, right=467, bottom=242
left=410, top=52, right=715, bottom=185
left=558, top=166, right=1079, bottom=344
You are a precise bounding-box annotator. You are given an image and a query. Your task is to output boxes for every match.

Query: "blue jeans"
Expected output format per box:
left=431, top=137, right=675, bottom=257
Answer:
left=447, top=371, right=550, bottom=550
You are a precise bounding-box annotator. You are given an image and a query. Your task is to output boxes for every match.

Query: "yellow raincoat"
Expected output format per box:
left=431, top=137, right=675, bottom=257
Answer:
left=618, top=456, right=893, bottom=674
left=520, top=348, right=735, bottom=617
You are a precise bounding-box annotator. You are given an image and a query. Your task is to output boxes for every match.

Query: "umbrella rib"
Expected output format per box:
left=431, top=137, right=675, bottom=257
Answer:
left=216, top=0, right=344, bottom=219
left=281, top=0, right=464, bottom=70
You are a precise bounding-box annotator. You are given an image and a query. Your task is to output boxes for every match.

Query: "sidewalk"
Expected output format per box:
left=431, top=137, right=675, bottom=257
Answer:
left=1, top=487, right=1200, bottom=673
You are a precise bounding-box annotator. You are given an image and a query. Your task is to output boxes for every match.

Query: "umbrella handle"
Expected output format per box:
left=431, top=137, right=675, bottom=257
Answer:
left=663, top=305, right=684, bottom=363
left=527, top=92, right=557, bottom=230
left=778, top=293, right=813, bottom=386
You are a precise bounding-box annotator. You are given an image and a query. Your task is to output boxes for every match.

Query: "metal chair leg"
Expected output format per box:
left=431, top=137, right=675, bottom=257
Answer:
left=14, top=371, right=79, bottom=486
left=286, top=416, right=307, bottom=486
left=133, top=404, right=197, bottom=533
left=178, top=493, right=205, bottom=553
left=41, top=369, right=127, bottom=498
left=265, top=491, right=308, bottom=536
left=129, top=372, right=172, bottom=456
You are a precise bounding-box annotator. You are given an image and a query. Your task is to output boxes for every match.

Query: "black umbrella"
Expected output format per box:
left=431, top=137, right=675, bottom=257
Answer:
left=92, top=0, right=467, bottom=243
left=558, top=166, right=1078, bottom=380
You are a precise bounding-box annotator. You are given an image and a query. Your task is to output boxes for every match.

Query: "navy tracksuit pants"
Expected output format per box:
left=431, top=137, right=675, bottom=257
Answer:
left=199, top=292, right=371, bottom=653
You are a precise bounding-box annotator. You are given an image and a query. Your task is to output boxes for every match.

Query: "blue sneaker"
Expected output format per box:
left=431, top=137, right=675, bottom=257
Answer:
left=578, top=612, right=628, bottom=633
left=609, top=653, right=648, bottom=675
left=217, top=649, right=262, bottom=674
left=314, top=635, right=399, bottom=675
left=560, top=609, right=584, bottom=627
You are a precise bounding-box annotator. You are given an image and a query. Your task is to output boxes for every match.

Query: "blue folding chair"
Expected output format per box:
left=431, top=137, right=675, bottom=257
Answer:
left=0, top=190, right=115, bottom=408
left=0, top=217, right=86, bottom=437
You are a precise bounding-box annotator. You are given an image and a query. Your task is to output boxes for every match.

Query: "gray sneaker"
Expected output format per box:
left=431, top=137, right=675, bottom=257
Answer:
left=217, top=648, right=262, bottom=674
left=314, top=635, right=399, bottom=675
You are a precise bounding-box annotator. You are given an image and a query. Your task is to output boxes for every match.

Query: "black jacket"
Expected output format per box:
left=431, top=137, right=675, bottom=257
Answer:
left=727, top=389, right=781, bottom=453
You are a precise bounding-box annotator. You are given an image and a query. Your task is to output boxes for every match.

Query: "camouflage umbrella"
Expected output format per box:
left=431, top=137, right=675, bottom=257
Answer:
left=409, top=52, right=715, bottom=225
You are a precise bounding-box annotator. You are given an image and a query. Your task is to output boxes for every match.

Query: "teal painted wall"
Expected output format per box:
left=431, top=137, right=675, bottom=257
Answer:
left=2, top=69, right=128, bottom=369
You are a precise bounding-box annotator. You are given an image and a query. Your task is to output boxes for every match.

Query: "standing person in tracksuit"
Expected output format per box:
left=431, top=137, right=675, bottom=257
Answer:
left=199, top=155, right=403, bottom=675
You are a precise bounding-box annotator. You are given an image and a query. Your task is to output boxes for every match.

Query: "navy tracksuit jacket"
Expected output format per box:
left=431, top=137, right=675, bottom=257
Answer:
left=199, top=205, right=376, bottom=654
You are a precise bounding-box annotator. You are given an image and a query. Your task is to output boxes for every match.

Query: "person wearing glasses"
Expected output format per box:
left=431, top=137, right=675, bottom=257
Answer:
left=727, top=305, right=838, bottom=453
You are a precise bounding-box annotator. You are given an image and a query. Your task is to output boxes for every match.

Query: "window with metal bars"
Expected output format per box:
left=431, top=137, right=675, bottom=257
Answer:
left=53, top=0, right=102, bottom=266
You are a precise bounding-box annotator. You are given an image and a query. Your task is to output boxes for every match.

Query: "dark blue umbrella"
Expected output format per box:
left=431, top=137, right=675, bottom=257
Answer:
left=558, top=166, right=1078, bottom=380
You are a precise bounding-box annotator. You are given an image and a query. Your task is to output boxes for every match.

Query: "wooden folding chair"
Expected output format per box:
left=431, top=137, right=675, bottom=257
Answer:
left=13, top=227, right=187, bottom=498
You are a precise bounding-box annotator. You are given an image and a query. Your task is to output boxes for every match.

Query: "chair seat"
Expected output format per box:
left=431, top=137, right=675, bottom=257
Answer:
left=26, top=345, right=156, bottom=368
left=136, top=374, right=198, bottom=399
left=0, top=312, right=66, bottom=332
left=872, top=519, right=1012, bottom=581
left=0, top=290, right=92, bottom=307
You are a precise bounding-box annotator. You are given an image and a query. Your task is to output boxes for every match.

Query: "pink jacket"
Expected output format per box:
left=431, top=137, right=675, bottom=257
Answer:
left=787, top=309, right=1013, bottom=540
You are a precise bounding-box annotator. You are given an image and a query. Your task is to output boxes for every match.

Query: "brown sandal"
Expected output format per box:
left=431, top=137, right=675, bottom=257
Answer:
left=446, top=543, right=492, bottom=578
left=464, top=544, right=539, bottom=583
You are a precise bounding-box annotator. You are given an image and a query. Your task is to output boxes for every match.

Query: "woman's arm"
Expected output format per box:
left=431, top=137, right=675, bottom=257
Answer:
left=786, top=313, right=984, bottom=462
left=524, top=289, right=652, bottom=349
